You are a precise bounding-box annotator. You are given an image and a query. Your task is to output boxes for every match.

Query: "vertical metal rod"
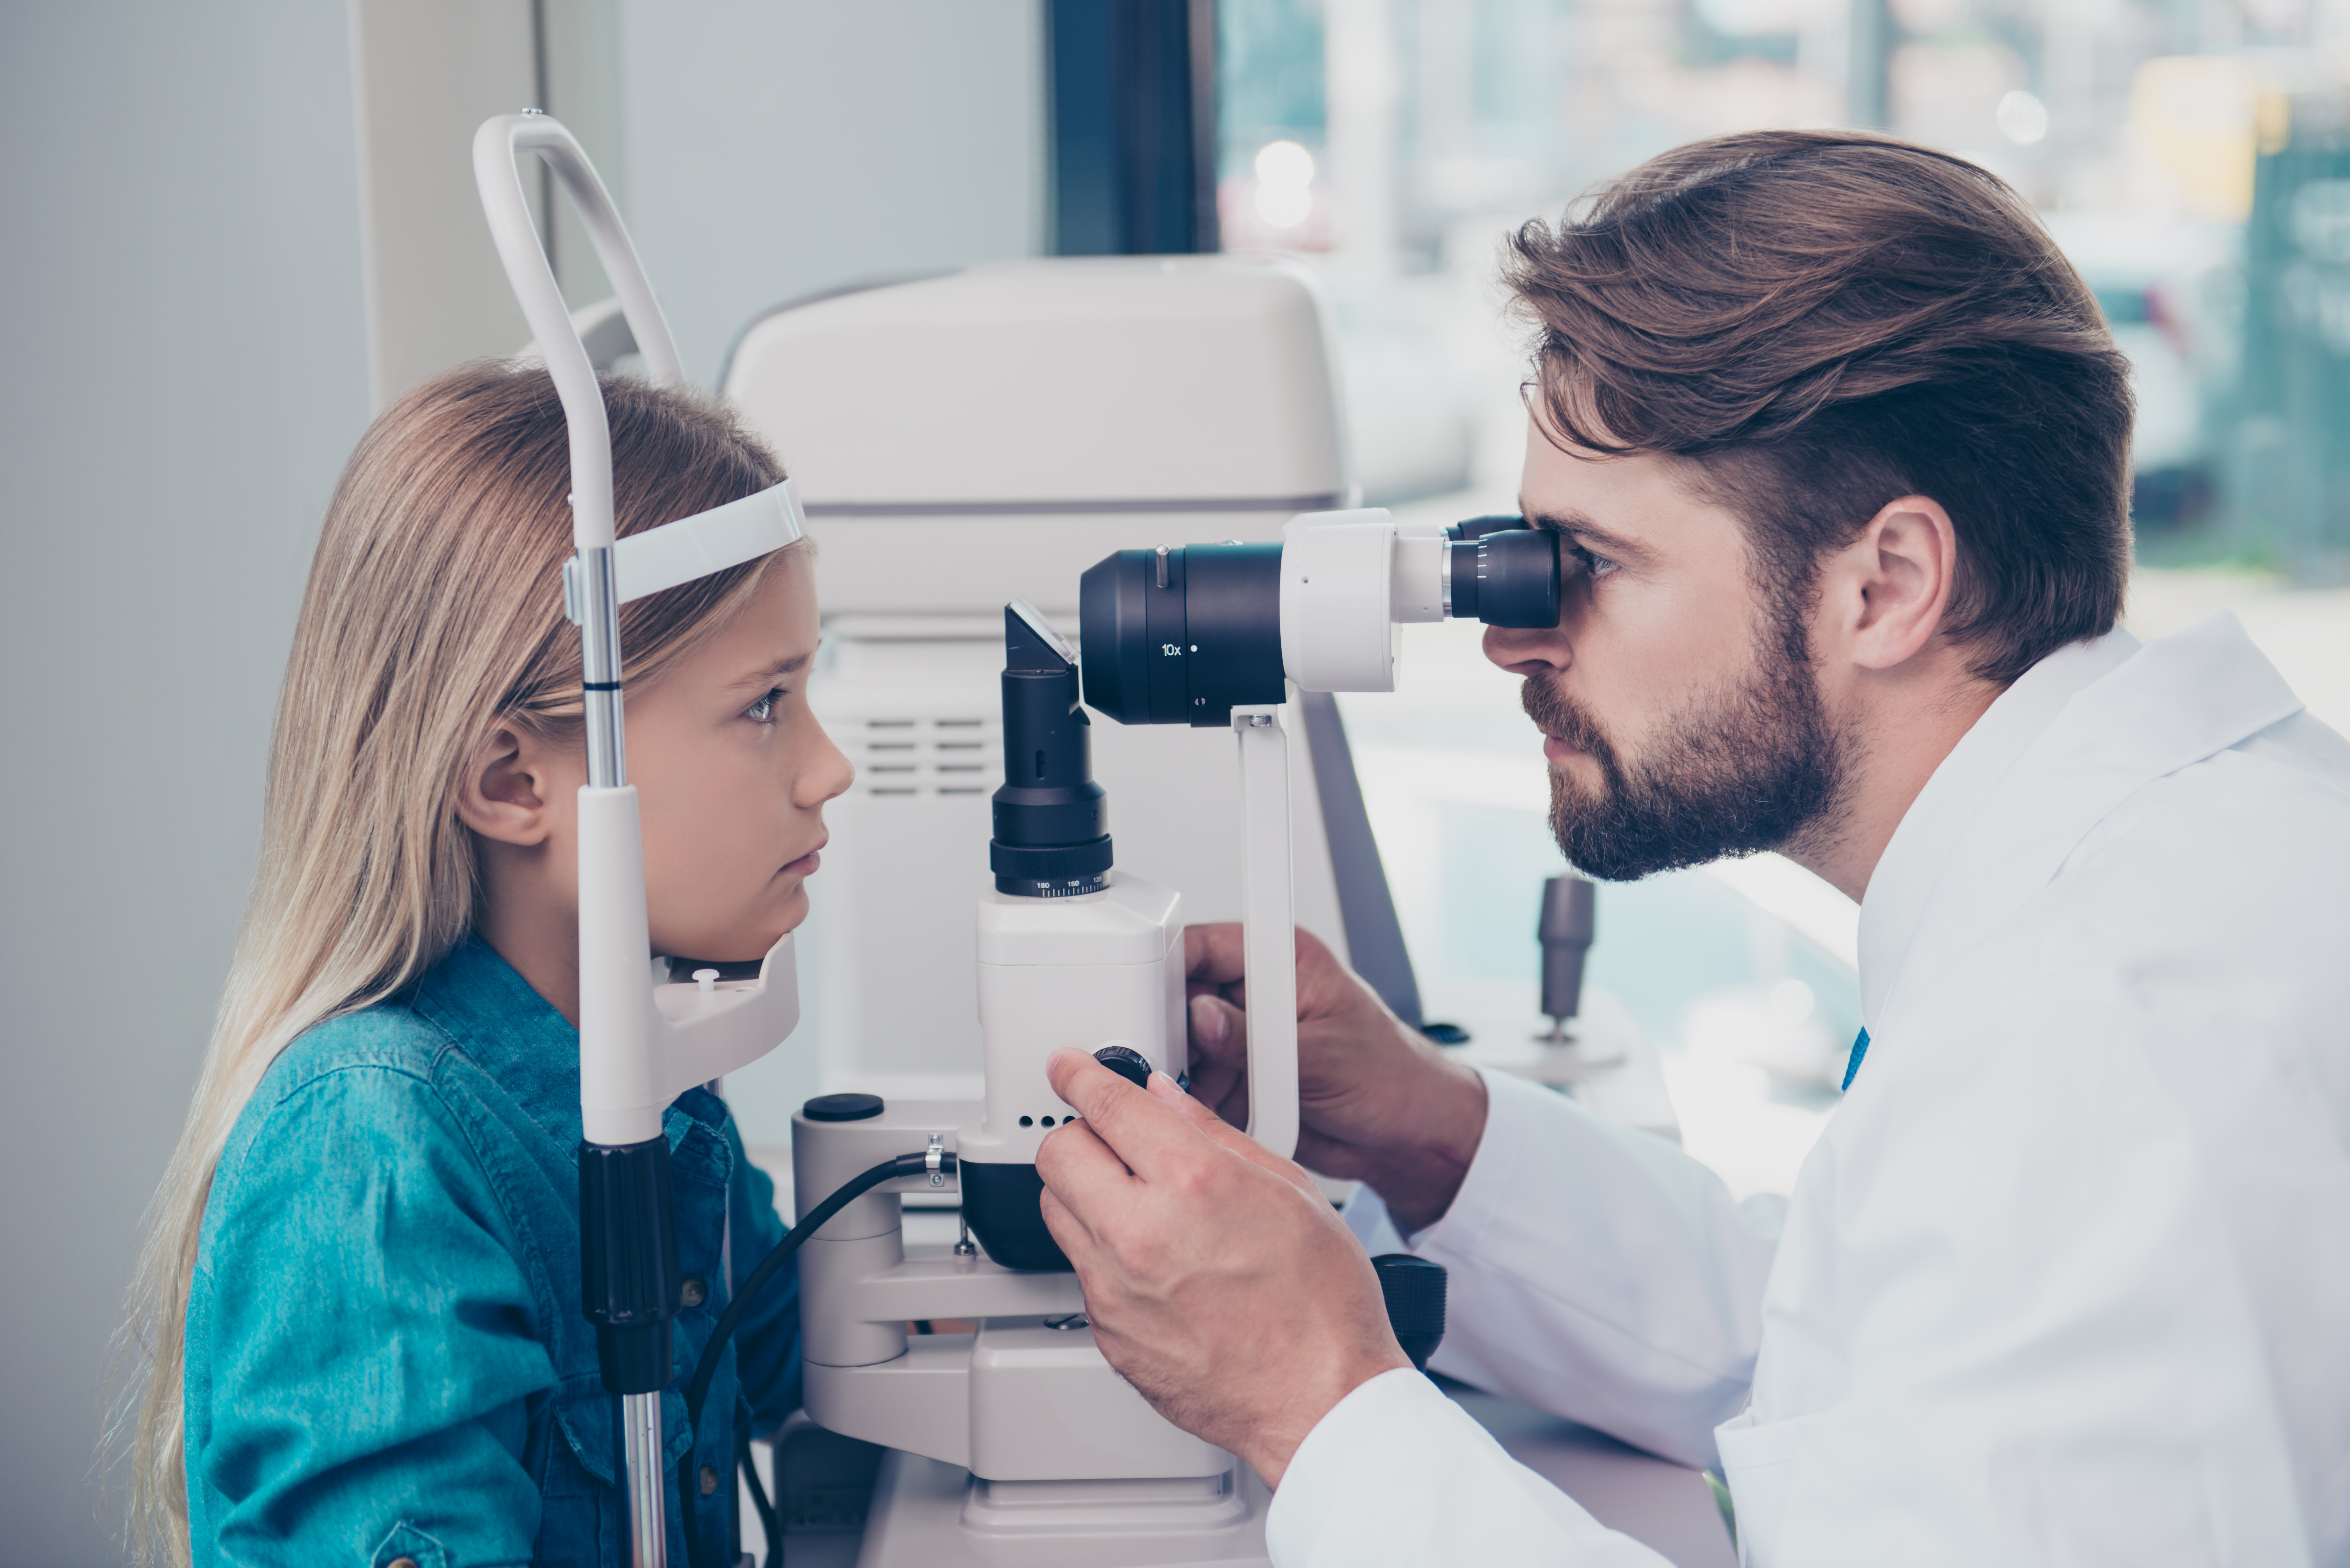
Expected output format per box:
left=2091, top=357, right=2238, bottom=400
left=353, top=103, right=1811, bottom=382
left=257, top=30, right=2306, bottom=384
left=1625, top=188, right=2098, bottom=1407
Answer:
left=579, top=544, right=627, bottom=788
left=586, top=541, right=658, bottom=1564
left=621, top=1389, right=668, bottom=1566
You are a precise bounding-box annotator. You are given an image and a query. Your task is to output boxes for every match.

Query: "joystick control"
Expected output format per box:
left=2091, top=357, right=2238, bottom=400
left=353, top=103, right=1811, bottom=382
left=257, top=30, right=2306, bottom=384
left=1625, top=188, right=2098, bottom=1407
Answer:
left=1093, top=1045, right=1152, bottom=1089
left=1371, top=1254, right=1447, bottom=1372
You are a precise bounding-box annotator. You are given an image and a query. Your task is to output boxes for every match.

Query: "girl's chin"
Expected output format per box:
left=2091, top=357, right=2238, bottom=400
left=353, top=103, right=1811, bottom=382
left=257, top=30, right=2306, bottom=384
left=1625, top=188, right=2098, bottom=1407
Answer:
left=657, top=888, right=809, bottom=966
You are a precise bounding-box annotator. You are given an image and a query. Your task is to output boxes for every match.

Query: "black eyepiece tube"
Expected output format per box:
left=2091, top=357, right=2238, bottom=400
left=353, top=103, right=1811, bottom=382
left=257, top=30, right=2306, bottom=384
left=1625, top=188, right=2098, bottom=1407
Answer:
left=990, top=602, right=1111, bottom=897
left=1446, top=513, right=1530, bottom=541
left=1446, top=527, right=1560, bottom=629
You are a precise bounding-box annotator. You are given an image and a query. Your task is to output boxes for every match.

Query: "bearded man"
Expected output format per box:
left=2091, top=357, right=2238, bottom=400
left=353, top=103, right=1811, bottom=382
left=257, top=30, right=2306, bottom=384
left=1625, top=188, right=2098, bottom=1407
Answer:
left=1034, top=130, right=2350, bottom=1565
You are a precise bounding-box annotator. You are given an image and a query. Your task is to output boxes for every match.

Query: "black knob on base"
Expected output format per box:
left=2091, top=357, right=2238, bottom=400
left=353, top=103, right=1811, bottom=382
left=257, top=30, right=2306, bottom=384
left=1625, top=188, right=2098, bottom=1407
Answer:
left=1093, top=1045, right=1152, bottom=1089
left=1372, top=1253, right=1447, bottom=1372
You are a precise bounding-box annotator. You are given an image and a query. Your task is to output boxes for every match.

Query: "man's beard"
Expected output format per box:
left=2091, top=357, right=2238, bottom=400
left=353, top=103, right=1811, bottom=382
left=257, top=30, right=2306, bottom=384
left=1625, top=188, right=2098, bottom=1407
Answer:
left=1522, top=620, right=1848, bottom=882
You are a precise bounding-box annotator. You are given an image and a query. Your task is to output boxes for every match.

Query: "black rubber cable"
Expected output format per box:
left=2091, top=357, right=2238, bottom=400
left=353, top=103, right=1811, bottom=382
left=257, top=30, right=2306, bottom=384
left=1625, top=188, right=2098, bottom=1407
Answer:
left=679, top=1150, right=951, bottom=1568
left=738, top=1427, right=781, bottom=1567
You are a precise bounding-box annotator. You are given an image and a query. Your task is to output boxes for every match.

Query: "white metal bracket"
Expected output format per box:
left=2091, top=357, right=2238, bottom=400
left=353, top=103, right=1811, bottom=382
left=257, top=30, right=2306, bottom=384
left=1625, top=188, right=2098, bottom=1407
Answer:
left=1230, top=703, right=1300, bottom=1158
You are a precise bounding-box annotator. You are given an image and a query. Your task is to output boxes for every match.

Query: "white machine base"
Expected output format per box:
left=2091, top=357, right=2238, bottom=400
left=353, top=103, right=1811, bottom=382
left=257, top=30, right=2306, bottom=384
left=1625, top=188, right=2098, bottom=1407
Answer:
left=853, top=1449, right=1273, bottom=1568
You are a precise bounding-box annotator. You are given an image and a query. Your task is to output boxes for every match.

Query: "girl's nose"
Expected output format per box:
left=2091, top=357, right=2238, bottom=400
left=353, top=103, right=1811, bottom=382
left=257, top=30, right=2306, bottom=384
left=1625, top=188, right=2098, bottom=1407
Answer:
left=796, top=721, right=855, bottom=808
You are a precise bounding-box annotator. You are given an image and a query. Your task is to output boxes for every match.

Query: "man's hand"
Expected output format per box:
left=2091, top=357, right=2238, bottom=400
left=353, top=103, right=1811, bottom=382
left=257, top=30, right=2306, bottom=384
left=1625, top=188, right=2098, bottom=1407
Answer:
left=1035, top=1049, right=1411, bottom=1488
left=1184, top=924, right=1487, bottom=1233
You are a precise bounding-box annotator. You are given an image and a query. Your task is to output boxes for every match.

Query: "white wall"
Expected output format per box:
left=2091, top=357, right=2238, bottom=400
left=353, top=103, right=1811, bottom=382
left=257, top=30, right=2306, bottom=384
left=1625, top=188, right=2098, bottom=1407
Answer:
left=0, top=4, right=374, bottom=1562
left=350, top=0, right=538, bottom=406
left=349, top=0, right=633, bottom=411
left=616, top=0, right=1048, bottom=385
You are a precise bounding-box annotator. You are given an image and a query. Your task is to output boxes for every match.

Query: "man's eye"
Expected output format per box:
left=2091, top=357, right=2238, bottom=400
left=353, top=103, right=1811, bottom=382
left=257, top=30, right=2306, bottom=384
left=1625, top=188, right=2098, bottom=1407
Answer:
left=745, top=687, right=785, bottom=723
left=1569, top=543, right=1619, bottom=581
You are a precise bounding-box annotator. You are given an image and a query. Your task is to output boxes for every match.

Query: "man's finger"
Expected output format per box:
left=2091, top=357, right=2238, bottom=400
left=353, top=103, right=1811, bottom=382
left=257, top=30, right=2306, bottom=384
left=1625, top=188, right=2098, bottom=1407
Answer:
left=1184, top=922, right=1248, bottom=986
left=1031, top=1109, right=1137, bottom=1212
left=1186, top=923, right=1347, bottom=1015
left=1148, top=1070, right=1329, bottom=1203
left=1037, top=1181, right=1100, bottom=1265
left=1042, top=1048, right=1209, bottom=1183
left=1187, top=993, right=1249, bottom=1069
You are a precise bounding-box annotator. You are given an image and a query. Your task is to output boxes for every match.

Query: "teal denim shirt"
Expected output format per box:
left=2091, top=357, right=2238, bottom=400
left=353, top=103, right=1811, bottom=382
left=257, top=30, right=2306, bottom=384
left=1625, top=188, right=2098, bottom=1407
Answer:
left=185, top=938, right=801, bottom=1566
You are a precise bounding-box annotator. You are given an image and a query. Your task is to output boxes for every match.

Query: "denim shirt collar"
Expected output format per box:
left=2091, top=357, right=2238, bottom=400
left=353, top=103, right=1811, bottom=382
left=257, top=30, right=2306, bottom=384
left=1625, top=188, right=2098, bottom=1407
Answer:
left=405, top=937, right=732, bottom=1173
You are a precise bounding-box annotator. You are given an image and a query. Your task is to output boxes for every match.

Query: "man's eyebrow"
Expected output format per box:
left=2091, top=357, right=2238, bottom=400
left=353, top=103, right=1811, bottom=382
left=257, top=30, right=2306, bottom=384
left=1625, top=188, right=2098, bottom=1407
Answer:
left=1516, top=502, right=1654, bottom=564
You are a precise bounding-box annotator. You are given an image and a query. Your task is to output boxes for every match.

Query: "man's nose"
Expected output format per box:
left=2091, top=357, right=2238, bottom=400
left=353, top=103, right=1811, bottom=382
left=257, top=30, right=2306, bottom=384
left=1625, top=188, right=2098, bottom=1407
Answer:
left=1484, top=619, right=1570, bottom=674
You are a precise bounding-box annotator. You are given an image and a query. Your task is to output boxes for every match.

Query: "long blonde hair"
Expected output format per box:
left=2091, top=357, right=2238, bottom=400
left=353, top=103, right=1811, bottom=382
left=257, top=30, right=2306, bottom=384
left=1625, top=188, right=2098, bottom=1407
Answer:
left=115, top=363, right=796, bottom=1562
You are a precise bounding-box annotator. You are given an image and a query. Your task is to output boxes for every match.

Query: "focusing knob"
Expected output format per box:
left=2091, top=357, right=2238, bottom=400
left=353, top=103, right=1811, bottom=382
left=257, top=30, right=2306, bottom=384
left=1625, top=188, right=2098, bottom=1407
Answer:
left=1371, top=1254, right=1447, bottom=1372
left=1092, top=1045, right=1152, bottom=1089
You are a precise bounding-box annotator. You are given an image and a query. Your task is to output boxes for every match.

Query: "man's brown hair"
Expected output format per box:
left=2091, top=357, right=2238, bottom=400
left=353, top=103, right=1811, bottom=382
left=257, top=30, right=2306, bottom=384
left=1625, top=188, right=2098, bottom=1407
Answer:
left=1502, top=130, right=2133, bottom=684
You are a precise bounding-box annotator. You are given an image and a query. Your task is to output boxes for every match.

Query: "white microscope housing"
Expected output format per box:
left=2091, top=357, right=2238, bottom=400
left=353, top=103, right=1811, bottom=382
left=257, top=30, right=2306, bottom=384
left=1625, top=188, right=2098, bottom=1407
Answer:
left=723, top=259, right=1524, bottom=1565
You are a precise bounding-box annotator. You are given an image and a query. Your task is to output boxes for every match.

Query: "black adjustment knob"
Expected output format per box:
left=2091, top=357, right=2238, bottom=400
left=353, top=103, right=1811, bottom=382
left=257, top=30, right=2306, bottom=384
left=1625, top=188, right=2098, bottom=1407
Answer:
left=1092, top=1045, right=1152, bottom=1089
left=1372, top=1254, right=1447, bottom=1372
left=802, top=1092, right=884, bottom=1122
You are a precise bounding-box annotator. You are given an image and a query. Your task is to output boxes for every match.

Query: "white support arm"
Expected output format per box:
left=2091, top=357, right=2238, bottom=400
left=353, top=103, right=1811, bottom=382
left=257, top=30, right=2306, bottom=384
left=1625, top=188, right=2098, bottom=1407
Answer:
left=472, top=112, right=684, bottom=551
left=1232, top=704, right=1300, bottom=1159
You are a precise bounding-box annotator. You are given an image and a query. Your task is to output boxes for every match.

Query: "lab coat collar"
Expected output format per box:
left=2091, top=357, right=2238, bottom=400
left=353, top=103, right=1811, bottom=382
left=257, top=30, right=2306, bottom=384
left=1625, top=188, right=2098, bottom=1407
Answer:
left=1857, top=612, right=2303, bottom=1036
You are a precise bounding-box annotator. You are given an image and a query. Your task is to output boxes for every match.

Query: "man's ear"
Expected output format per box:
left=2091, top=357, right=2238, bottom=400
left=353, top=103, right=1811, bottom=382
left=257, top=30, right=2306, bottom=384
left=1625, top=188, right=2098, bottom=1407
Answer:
left=1824, top=494, right=1959, bottom=672
left=453, top=721, right=557, bottom=847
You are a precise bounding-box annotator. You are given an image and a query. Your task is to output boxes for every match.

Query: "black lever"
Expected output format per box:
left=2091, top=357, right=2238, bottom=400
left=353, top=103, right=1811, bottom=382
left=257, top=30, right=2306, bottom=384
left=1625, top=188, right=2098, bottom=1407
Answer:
left=1371, top=1253, right=1447, bottom=1372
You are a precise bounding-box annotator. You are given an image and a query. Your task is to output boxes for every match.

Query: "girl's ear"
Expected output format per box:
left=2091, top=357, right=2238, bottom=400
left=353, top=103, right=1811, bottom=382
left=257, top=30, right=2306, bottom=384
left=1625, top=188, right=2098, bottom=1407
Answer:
left=454, top=721, right=557, bottom=847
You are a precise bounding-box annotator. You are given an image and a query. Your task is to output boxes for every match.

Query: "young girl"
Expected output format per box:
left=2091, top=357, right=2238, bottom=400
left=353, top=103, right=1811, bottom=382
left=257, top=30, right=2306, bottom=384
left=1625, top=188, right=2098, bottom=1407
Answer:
left=120, top=363, right=852, bottom=1565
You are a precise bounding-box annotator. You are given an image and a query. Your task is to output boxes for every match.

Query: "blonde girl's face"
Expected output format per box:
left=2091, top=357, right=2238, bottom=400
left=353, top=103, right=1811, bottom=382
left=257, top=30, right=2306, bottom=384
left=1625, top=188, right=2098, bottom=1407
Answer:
left=624, top=555, right=853, bottom=962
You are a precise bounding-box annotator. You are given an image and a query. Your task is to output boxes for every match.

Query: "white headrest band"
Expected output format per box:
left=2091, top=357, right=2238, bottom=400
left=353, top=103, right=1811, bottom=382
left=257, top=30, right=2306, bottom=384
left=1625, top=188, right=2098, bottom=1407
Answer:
left=563, top=477, right=807, bottom=618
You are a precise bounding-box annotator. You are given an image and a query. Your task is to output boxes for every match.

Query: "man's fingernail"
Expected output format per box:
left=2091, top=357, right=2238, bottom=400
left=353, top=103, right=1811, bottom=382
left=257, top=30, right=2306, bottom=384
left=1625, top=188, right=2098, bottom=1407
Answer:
left=1188, top=994, right=1227, bottom=1044
left=1148, top=1070, right=1182, bottom=1095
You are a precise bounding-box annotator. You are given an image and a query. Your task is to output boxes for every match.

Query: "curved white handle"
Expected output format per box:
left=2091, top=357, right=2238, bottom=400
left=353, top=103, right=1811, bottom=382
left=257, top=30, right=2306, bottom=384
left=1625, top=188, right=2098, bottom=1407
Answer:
left=472, top=112, right=686, bottom=550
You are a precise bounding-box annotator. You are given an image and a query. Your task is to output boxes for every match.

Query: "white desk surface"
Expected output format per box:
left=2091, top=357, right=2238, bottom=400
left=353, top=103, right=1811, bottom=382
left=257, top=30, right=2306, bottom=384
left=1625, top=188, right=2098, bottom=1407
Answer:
left=758, top=1381, right=1733, bottom=1568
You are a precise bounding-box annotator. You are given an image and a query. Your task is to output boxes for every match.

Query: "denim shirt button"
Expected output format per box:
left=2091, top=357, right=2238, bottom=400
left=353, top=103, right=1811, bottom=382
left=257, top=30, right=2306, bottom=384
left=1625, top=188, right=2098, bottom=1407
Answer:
left=681, top=1277, right=707, bottom=1308
left=388, top=1559, right=418, bottom=1568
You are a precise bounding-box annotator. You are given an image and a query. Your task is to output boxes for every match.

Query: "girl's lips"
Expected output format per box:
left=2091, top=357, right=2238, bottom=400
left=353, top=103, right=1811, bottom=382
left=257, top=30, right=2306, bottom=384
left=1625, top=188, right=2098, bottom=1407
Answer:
left=780, top=848, right=822, bottom=878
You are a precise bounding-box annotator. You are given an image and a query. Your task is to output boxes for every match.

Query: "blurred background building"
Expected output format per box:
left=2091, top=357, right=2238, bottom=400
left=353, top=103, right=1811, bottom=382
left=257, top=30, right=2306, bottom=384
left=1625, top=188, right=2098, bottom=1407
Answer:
left=1217, top=0, right=2350, bottom=574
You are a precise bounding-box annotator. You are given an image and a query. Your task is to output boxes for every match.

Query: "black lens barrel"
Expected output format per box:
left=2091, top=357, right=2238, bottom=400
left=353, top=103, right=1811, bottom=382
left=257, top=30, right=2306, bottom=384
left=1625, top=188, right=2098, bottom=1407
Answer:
left=1079, top=544, right=1284, bottom=727
left=990, top=605, right=1112, bottom=897
left=1079, top=522, right=1558, bottom=730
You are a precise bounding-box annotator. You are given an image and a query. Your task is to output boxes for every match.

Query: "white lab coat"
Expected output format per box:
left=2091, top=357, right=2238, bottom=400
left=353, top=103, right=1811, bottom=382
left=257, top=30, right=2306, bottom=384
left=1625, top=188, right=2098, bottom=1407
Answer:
left=1267, top=614, right=2350, bottom=1566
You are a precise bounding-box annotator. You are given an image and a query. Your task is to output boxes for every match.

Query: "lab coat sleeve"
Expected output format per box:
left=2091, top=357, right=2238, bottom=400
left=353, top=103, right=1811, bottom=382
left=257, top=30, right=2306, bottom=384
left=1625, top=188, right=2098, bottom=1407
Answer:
left=1360, top=1069, right=1780, bottom=1470
left=1265, top=1368, right=1675, bottom=1567
left=724, top=1119, right=803, bottom=1425
left=189, top=1066, right=550, bottom=1567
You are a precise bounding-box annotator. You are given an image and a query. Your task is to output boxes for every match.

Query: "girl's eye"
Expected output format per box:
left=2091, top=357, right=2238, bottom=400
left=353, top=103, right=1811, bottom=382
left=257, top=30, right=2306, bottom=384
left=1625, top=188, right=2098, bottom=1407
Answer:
left=744, top=687, right=785, bottom=724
